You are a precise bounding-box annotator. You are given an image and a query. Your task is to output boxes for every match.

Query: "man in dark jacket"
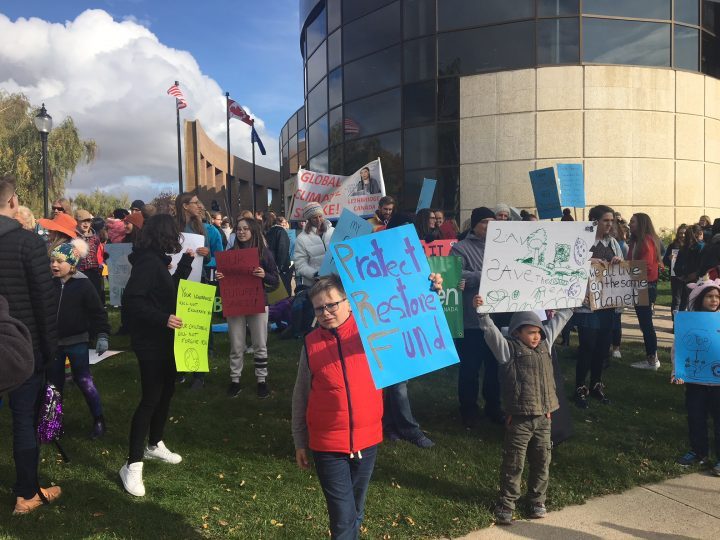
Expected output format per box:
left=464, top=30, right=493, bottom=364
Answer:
left=265, top=215, right=292, bottom=294
left=0, top=175, right=61, bottom=514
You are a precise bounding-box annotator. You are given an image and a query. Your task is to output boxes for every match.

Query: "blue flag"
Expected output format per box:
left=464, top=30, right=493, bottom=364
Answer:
left=251, top=126, right=266, bottom=156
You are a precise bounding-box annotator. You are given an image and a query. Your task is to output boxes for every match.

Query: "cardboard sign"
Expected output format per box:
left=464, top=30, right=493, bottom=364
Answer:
left=674, top=312, right=720, bottom=384
left=588, top=261, right=649, bottom=310
left=670, top=248, right=679, bottom=277
left=428, top=256, right=464, bottom=338
left=557, top=163, right=586, bottom=208
left=478, top=221, right=596, bottom=313
left=421, top=239, right=457, bottom=258
left=174, top=280, right=215, bottom=372
left=215, top=249, right=265, bottom=316
left=319, top=209, right=374, bottom=276
left=416, top=178, right=437, bottom=212
left=331, top=224, right=459, bottom=389
left=105, top=243, right=133, bottom=306
left=169, top=232, right=206, bottom=282
left=529, top=167, right=562, bottom=219
left=288, top=159, right=386, bottom=220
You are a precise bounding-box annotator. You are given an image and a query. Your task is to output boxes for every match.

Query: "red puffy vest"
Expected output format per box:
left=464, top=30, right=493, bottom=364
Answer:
left=304, top=314, right=383, bottom=454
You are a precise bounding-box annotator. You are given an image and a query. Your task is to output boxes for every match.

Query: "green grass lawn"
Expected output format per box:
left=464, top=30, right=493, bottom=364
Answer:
left=0, top=305, right=694, bottom=539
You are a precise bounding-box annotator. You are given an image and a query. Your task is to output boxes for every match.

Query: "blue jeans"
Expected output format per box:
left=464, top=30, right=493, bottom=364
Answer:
left=9, top=368, right=43, bottom=498
left=313, top=445, right=378, bottom=540
left=47, top=342, right=103, bottom=419
left=382, top=382, right=423, bottom=441
left=634, top=281, right=658, bottom=357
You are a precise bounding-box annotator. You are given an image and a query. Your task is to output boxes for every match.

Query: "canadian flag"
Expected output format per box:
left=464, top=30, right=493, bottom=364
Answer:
left=228, top=98, right=254, bottom=126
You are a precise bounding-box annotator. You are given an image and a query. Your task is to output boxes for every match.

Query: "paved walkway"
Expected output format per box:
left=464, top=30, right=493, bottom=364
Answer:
left=453, top=472, right=720, bottom=539
left=620, top=304, right=674, bottom=349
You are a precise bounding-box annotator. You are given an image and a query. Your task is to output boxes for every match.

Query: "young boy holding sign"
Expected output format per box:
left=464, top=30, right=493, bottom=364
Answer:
left=473, top=295, right=572, bottom=525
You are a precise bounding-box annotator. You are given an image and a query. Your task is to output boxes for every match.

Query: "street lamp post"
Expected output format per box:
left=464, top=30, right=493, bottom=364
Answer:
left=34, top=103, right=53, bottom=218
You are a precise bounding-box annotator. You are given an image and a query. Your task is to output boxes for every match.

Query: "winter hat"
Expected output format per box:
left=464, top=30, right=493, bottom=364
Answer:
left=494, top=203, right=511, bottom=216
left=687, top=279, right=720, bottom=310
left=51, top=238, right=89, bottom=267
left=38, top=213, right=78, bottom=239
left=130, top=199, right=146, bottom=211
left=124, top=212, right=145, bottom=230
left=113, top=208, right=130, bottom=219
left=470, top=207, right=495, bottom=229
left=303, top=202, right=323, bottom=220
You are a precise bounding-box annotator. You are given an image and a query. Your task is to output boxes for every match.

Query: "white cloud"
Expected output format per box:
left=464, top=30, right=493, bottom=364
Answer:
left=0, top=9, right=278, bottom=203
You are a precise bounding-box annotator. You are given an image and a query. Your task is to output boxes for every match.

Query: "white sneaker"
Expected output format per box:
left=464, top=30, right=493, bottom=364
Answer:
left=144, top=441, right=182, bottom=464
left=245, top=346, right=254, bottom=355
left=612, top=350, right=622, bottom=359
left=631, top=355, right=660, bottom=370
left=119, top=461, right=145, bottom=497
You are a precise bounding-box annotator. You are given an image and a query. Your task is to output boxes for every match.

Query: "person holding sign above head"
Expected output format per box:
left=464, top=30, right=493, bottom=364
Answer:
left=367, top=195, right=396, bottom=232
left=119, top=214, right=195, bottom=498
left=218, top=217, right=279, bottom=400
left=573, top=205, right=624, bottom=409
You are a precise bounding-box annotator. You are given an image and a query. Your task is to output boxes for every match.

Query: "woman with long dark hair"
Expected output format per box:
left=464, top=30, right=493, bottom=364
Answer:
left=675, top=224, right=705, bottom=311
left=119, top=214, right=194, bottom=497
left=414, top=208, right=440, bottom=243
left=663, top=224, right=687, bottom=321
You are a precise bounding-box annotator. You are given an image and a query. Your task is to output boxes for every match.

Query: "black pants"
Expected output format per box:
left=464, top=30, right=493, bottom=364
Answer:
left=685, top=384, right=720, bottom=458
left=575, top=311, right=613, bottom=389
left=455, top=328, right=501, bottom=419
left=670, top=277, right=685, bottom=318
left=9, top=370, right=43, bottom=499
left=128, top=348, right=176, bottom=463
left=83, top=267, right=105, bottom=304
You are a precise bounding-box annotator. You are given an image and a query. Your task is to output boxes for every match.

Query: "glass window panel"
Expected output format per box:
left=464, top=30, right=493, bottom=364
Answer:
left=344, top=131, right=402, bottom=197
left=309, top=149, right=329, bottom=172
left=675, top=26, right=700, bottom=70
left=289, top=114, right=298, bottom=138
left=282, top=143, right=289, bottom=164
left=298, top=128, right=307, bottom=165
left=403, top=168, right=437, bottom=212
left=297, top=108, right=306, bottom=130
left=537, top=18, right=580, bottom=64
left=308, top=114, right=328, bottom=157
left=289, top=134, right=298, bottom=159
left=582, top=0, right=670, bottom=20
left=306, top=8, right=327, bottom=57
left=676, top=0, right=700, bottom=25
left=343, top=0, right=394, bottom=23
left=404, top=125, right=437, bottom=169
left=328, top=29, right=342, bottom=70
left=438, top=122, right=459, bottom=166
left=404, top=0, right=435, bottom=39
left=344, top=46, right=401, bottom=102
left=328, top=0, right=341, bottom=31
left=307, top=78, right=327, bottom=124
left=404, top=36, right=435, bottom=83
left=329, top=68, right=343, bottom=109
left=282, top=123, right=289, bottom=143
left=703, top=0, right=720, bottom=33
left=329, top=145, right=343, bottom=174
left=403, top=80, right=436, bottom=126
left=436, top=167, right=460, bottom=218
left=438, top=77, right=460, bottom=120
left=583, top=19, right=671, bottom=67
left=343, top=2, right=400, bottom=63
left=329, top=106, right=343, bottom=146
left=438, top=0, right=533, bottom=32
left=306, top=42, right=327, bottom=92
left=537, top=0, right=579, bottom=16
left=290, top=153, right=299, bottom=175
left=438, top=21, right=535, bottom=76
left=343, top=88, right=401, bottom=140
left=702, top=30, right=720, bottom=76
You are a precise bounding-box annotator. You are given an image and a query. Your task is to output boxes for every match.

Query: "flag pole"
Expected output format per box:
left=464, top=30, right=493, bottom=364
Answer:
left=175, top=80, right=183, bottom=194
left=225, top=92, right=233, bottom=219
left=251, top=121, right=257, bottom=215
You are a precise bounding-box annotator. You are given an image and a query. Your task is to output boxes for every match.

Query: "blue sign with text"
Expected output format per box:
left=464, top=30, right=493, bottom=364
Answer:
left=331, top=224, right=459, bottom=388
left=529, top=167, right=563, bottom=219
left=416, top=178, right=437, bottom=212
left=674, top=312, right=720, bottom=384
left=557, top=163, right=586, bottom=208
left=319, top=208, right=373, bottom=275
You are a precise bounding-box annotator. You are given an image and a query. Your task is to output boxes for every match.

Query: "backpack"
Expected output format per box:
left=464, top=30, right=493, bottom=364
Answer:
left=0, top=295, right=34, bottom=394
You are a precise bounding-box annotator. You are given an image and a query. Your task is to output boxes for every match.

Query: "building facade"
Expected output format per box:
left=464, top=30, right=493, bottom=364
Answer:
left=281, top=0, right=720, bottom=227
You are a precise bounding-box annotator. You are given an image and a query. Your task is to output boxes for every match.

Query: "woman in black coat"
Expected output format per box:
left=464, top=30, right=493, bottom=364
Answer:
left=119, top=214, right=194, bottom=498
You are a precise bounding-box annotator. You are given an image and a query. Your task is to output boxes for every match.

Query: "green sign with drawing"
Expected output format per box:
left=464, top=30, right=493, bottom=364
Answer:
left=174, top=279, right=216, bottom=372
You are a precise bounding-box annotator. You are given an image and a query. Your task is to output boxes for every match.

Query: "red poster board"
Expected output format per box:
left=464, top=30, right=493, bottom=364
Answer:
left=215, top=249, right=264, bottom=316
left=421, top=239, right=457, bottom=257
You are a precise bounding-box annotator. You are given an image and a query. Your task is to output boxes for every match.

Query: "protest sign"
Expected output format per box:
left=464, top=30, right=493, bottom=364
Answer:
left=287, top=229, right=296, bottom=258
left=331, top=224, right=459, bottom=388
left=288, top=159, right=385, bottom=220
left=421, top=239, right=457, bottom=258
left=427, top=256, right=464, bottom=338
left=557, top=163, right=586, bottom=208
left=674, top=312, right=720, bottom=384
left=267, top=280, right=290, bottom=304
left=416, top=178, right=437, bottom=212
left=174, top=279, right=215, bottom=372
left=105, top=243, right=133, bottom=306
left=588, top=261, right=649, bottom=310
left=215, top=249, right=265, bottom=316
left=478, top=221, right=596, bottom=313
left=169, top=232, right=206, bottom=282
left=89, top=349, right=123, bottom=365
left=670, top=248, right=679, bottom=277
left=319, top=208, right=374, bottom=276
left=529, top=167, right=562, bottom=219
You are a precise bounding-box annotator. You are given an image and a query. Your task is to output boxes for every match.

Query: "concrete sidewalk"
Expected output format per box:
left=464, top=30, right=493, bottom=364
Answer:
left=455, top=472, right=720, bottom=539
left=619, top=304, right=673, bottom=349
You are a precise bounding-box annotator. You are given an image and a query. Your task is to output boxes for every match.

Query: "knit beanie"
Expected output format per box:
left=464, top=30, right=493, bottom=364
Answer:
left=688, top=279, right=720, bottom=310
left=470, top=207, right=496, bottom=229
left=124, top=212, right=145, bottom=230
left=303, top=202, right=323, bottom=220
left=494, top=203, right=511, bottom=216
left=51, top=238, right=89, bottom=268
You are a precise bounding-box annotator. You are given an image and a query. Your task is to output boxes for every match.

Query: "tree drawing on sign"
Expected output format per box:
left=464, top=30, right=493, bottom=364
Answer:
left=682, top=330, right=711, bottom=377
left=515, top=228, right=586, bottom=281
left=517, top=229, right=547, bottom=266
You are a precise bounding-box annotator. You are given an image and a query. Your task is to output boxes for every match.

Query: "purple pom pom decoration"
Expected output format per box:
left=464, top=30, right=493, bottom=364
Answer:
left=37, top=384, right=63, bottom=444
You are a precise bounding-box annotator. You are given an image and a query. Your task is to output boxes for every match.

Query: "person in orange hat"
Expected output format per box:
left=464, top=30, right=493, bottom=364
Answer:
left=123, top=212, right=144, bottom=244
left=38, top=212, right=78, bottom=254
left=74, top=210, right=104, bottom=302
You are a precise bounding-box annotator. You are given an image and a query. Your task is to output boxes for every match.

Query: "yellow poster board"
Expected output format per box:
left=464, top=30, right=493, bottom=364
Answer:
left=174, top=279, right=215, bottom=372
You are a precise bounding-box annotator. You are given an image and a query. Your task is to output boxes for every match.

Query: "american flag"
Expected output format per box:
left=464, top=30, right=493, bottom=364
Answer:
left=167, top=83, right=187, bottom=109
left=344, top=118, right=360, bottom=135
left=228, top=98, right=254, bottom=126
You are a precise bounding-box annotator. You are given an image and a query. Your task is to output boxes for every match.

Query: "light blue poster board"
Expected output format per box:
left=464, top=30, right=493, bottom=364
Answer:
left=331, top=224, right=460, bottom=389
left=674, top=312, right=720, bottom=384
left=529, top=167, right=562, bottom=219
left=105, top=243, right=133, bottom=306
left=557, top=163, right=586, bottom=208
left=319, top=208, right=373, bottom=276
left=287, top=229, right=297, bottom=258
left=416, top=178, right=437, bottom=212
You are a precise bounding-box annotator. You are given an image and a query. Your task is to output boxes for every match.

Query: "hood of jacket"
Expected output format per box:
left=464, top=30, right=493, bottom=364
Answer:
left=508, top=311, right=546, bottom=340
left=0, top=214, right=21, bottom=238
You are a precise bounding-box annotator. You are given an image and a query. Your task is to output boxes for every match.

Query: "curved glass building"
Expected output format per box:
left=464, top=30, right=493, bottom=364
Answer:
left=281, top=0, right=720, bottom=226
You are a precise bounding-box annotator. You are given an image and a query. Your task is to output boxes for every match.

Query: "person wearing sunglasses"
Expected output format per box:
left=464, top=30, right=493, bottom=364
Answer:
left=51, top=198, right=71, bottom=217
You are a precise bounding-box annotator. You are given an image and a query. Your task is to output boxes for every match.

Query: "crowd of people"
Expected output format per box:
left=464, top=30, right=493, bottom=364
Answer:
left=1, top=174, right=719, bottom=535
